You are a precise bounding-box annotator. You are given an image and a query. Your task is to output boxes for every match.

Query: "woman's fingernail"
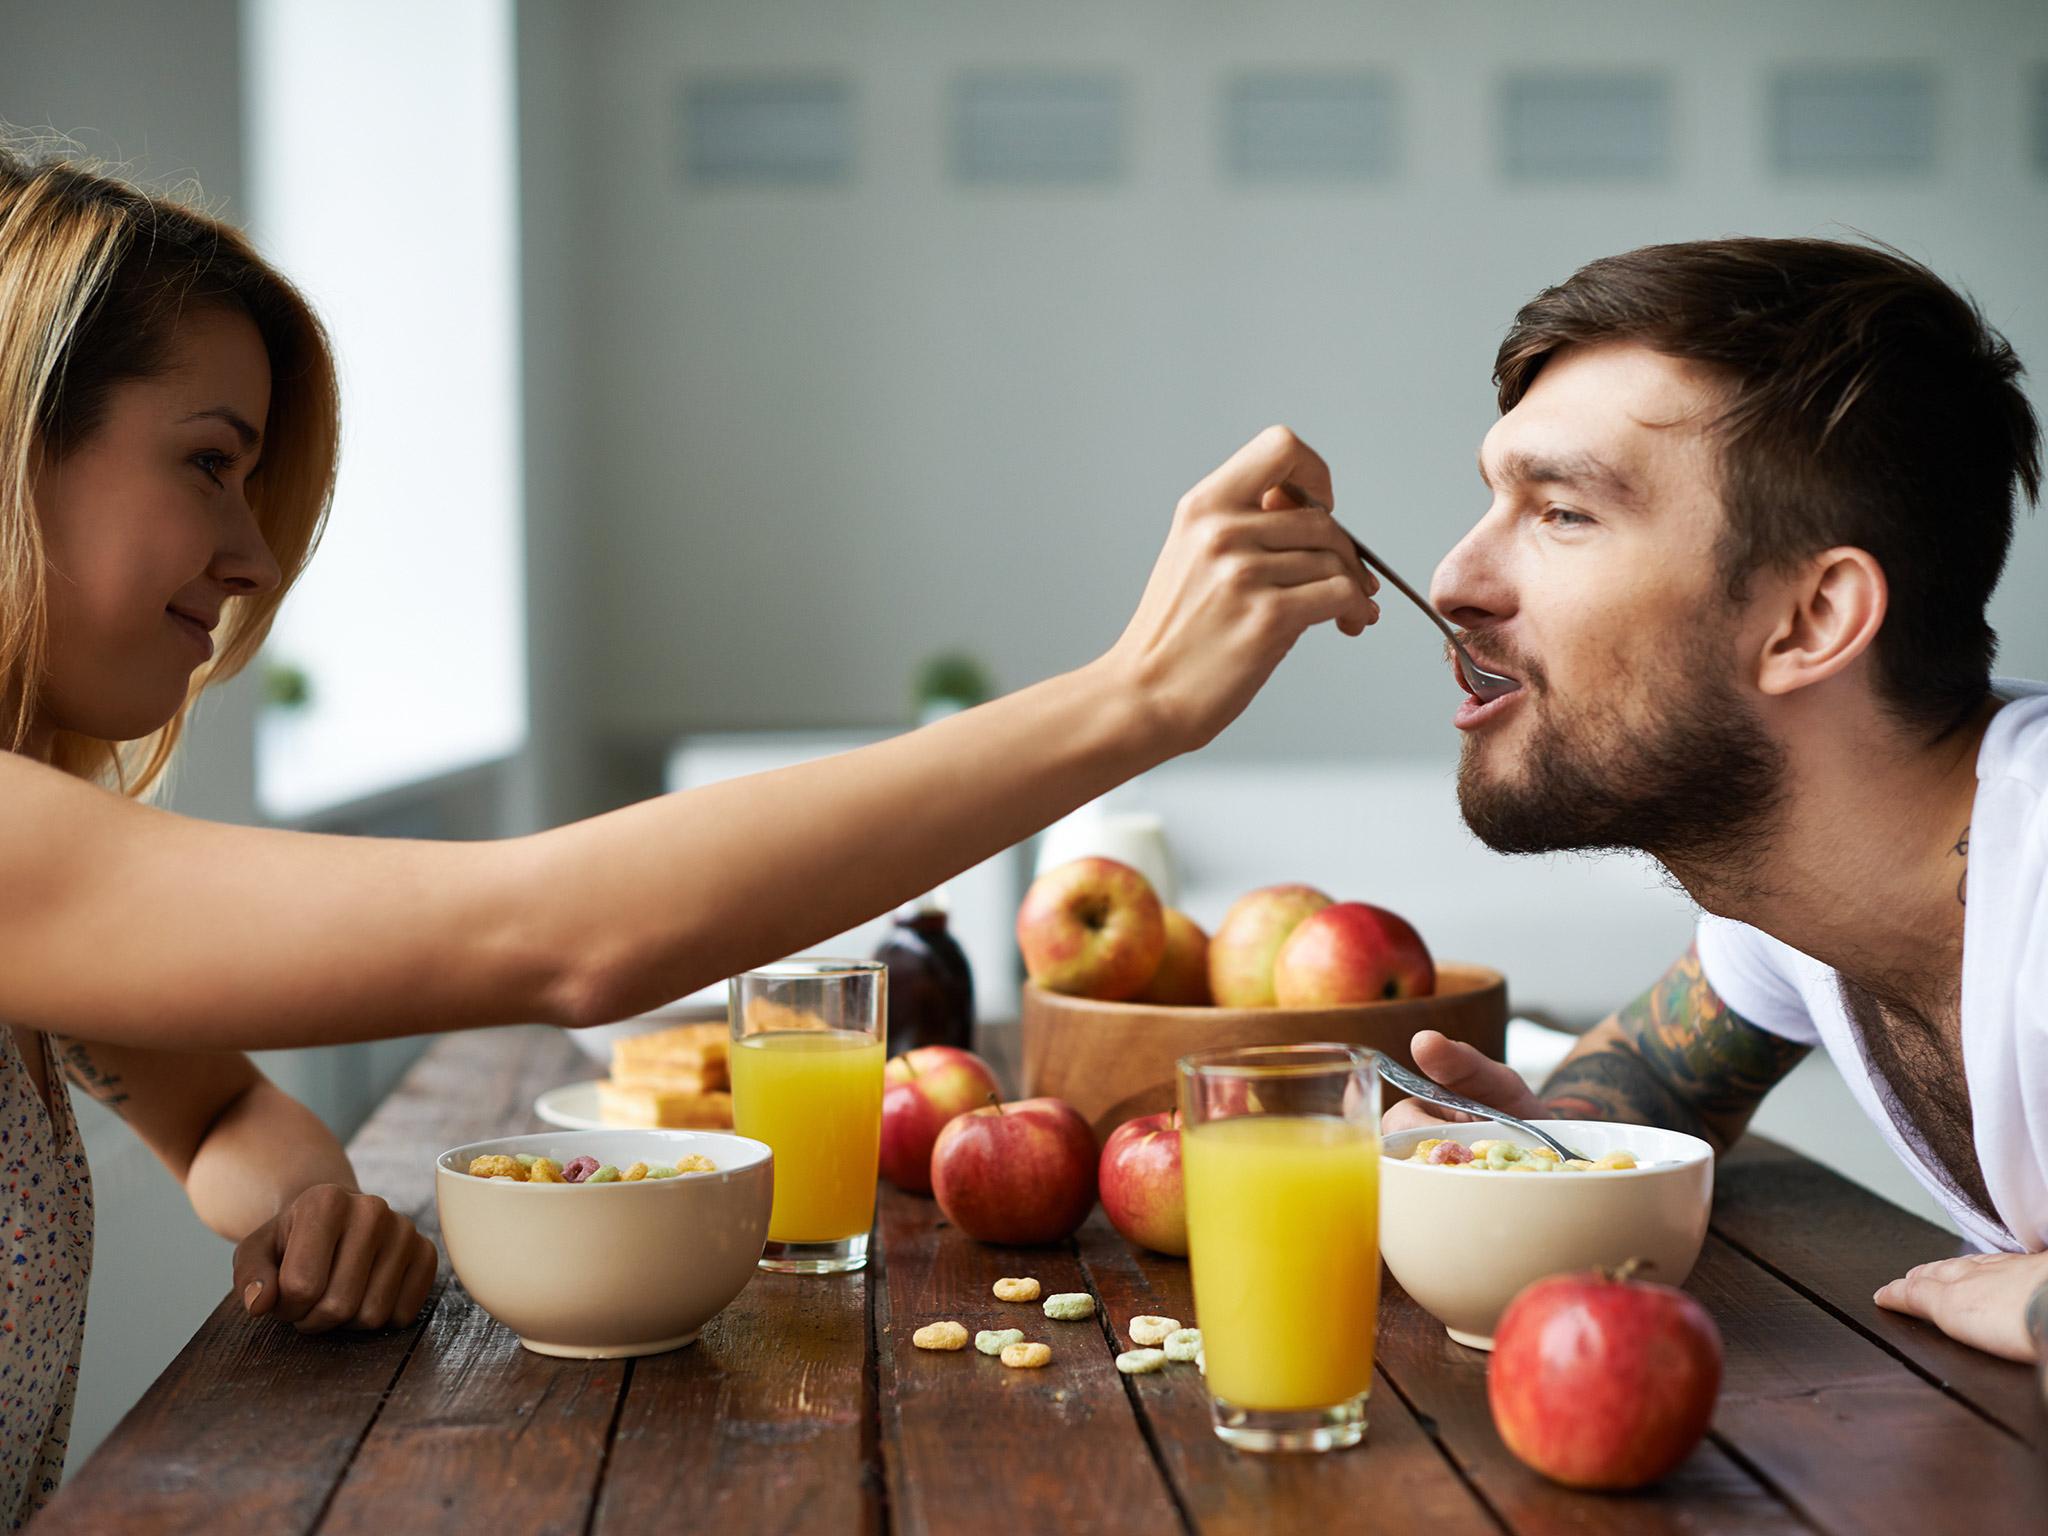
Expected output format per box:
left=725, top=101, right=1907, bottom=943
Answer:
left=244, top=1281, right=263, bottom=1309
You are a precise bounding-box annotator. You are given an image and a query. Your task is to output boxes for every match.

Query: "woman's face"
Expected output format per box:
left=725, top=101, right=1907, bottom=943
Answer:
left=32, top=306, right=281, bottom=749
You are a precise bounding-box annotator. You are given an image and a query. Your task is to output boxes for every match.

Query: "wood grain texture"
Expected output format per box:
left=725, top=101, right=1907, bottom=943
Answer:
left=591, top=1267, right=880, bottom=1536
left=49, top=1024, right=2048, bottom=1535
left=871, top=1185, right=1185, bottom=1536
left=1073, top=1215, right=1502, bottom=1536
left=1685, top=1233, right=2048, bottom=1536
left=35, top=1027, right=583, bottom=1536
left=1373, top=1271, right=1805, bottom=1536
left=1712, top=1136, right=2042, bottom=1448
left=1020, top=965, right=1508, bottom=1141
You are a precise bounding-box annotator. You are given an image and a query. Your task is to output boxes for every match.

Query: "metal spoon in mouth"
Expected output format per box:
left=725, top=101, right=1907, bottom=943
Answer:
left=1279, top=482, right=1520, bottom=703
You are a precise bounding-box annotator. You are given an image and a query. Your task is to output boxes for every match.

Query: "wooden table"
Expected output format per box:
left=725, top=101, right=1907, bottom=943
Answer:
left=40, top=1025, right=2047, bottom=1535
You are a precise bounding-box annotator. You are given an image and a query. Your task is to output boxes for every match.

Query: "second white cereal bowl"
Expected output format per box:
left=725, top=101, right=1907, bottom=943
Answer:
left=435, top=1129, right=773, bottom=1358
left=1379, top=1120, right=1714, bottom=1350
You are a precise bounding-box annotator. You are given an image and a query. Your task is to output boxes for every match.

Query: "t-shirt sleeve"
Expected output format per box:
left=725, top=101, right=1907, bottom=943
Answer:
left=1694, top=913, right=1822, bottom=1045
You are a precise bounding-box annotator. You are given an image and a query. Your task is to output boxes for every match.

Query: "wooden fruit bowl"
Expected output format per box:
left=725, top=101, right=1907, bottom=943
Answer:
left=1019, top=962, right=1509, bottom=1144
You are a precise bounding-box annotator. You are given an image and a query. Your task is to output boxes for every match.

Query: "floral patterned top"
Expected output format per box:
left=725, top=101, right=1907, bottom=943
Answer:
left=0, top=1028, right=93, bottom=1530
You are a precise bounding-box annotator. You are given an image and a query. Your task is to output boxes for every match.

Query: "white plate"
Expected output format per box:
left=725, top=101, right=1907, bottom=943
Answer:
left=534, top=1080, right=610, bottom=1130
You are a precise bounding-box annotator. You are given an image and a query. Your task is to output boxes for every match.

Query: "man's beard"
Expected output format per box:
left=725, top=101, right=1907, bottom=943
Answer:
left=1456, top=637, right=1786, bottom=886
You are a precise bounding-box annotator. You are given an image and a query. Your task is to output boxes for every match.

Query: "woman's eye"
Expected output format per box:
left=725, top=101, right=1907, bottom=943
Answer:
left=191, top=450, right=236, bottom=488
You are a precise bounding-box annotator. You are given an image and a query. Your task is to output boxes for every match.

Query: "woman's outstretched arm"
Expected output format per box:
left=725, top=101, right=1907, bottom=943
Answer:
left=0, top=427, right=1375, bottom=1051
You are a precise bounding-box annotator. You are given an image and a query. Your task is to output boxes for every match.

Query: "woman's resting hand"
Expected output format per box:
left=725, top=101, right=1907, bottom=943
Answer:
left=234, top=1184, right=438, bottom=1334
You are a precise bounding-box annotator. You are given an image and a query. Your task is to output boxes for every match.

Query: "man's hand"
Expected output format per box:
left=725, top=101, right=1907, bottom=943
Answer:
left=234, top=1183, right=438, bottom=1334
left=1873, top=1249, right=2048, bottom=1364
left=1103, top=425, right=1378, bottom=755
left=1381, top=1029, right=1549, bottom=1135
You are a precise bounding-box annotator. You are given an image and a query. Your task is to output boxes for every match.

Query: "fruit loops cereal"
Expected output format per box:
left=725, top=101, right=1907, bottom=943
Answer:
left=1163, top=1328, right=1202, bottom=1362
left=1407, top=1138, right=1638, bottom=1172
left=1000, top=1342, right=1052, bottom=1369
left=913, top=1321, right=970, bottom=1351
left=976, top=1329, right=1026, bottom=1356
left=1127, top=1315, right=1179, bottom=1347
left=463, top=1151, right=717, bottom=1182
left=1042, top=1293, right=1096, bottom=1321
left=993, top=1277, right=1041, bottom=1302
left=1115, top=1349, right=1168, bottom=1375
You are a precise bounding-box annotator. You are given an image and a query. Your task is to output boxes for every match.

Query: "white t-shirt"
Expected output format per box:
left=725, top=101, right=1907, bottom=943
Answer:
left=1695, top=680, right=2048, bottom=1255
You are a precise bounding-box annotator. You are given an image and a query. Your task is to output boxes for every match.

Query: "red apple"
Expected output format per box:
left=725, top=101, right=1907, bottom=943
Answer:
left=1271, top=901, right=1435, bottom=1006
left=878, top=1046, right=1001, bottom=1194
left=1488, top=1265, right=1724, bottom=1490
left=930, top=1096, right=1098, bottom=1245
left=1207, top=884, right=1333, bottom=1007
left=1098, top=1109, right=1187, bottom=1255
left=1016, top=857, right=1166, bottom=1001
left=1134, top=909, right=1211, bottom=1006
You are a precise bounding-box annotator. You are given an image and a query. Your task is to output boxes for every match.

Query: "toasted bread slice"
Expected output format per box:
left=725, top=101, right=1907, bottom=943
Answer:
left=611, top=1020, right=728, bottom=1074
left=596, top=1080, right=734, bottom=1129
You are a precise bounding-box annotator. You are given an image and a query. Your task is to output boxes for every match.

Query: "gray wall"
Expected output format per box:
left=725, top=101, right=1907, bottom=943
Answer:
left=544, top=0, right=2048, bottom=777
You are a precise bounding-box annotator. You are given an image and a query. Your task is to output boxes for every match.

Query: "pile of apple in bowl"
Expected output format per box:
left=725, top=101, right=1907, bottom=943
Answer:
left=1015, top=857, right=1508, bottom=1141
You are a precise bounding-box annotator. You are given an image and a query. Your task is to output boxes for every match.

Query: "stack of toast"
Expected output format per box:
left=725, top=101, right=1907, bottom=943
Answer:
left=597, top=1020, right=734, bottom=1128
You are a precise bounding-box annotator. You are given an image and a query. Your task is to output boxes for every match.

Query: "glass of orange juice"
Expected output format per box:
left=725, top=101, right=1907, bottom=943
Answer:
left=730, top=959, right=886, bottom=1274
left=1178, top=1043, right=1381, bottom=1452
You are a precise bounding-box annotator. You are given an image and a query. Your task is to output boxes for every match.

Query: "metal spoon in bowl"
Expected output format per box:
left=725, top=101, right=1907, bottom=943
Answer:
left=1278, top=483, right=1520, bottom=703
left=1368, top=1050, right=1588, bottom=1163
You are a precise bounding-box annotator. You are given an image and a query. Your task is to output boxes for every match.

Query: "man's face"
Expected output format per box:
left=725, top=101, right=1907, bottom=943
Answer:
left=1430, top=341, right=1784, bottom=865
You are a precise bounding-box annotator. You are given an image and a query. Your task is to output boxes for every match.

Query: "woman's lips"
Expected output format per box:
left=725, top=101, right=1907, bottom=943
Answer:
left=166, top=607, right=215, bottom=662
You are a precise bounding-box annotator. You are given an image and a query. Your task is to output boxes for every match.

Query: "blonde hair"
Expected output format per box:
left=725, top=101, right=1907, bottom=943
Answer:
left=0, top=140, right=338, bottom=794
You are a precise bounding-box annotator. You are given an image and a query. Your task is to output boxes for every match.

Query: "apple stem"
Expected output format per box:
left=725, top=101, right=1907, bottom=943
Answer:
left=987, top=1093, right=1003, bottom=1115
left=1606, top=1257, right=1654, bottom=1285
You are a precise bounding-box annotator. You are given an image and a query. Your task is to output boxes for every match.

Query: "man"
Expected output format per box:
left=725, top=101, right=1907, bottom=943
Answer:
left=1387, top=237, right=2046, bottom=1364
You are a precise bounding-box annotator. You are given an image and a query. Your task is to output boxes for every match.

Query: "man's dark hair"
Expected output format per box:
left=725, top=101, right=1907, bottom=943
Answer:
left=1495, top=237, right=2041, bottom=739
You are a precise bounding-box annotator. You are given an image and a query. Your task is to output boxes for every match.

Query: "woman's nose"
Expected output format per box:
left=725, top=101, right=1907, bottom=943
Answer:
left=218, top=499, right=283, bottom=597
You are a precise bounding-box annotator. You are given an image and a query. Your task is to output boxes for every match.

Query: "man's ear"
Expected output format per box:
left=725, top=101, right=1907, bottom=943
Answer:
left=1755, top=546, right=1888, bottom=698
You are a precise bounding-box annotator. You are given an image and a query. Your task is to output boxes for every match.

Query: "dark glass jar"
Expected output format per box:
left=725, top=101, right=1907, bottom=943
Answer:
left=874, top=890, right=975, bottom=1057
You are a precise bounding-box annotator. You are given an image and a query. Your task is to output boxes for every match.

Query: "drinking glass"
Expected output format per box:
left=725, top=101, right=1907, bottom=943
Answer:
left=729, top=959, right=886, bottom=1273
left=1178, top=1043, right=1381, bottom=1452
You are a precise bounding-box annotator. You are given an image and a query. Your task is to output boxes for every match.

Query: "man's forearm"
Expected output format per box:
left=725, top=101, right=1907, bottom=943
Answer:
left=1538, top=947, right=1812, bottom=1154
left=183, top=1079, right=358, bottom=1240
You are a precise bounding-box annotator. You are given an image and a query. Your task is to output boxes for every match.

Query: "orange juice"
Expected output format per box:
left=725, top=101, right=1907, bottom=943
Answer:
left=1182, top=1114, right=1380, bottom=1411
left=731, top=1030, right=885, bottom=1243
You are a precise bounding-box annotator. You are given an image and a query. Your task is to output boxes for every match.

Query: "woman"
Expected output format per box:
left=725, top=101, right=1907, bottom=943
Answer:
left=0, top=145, right=1376, bottom=1524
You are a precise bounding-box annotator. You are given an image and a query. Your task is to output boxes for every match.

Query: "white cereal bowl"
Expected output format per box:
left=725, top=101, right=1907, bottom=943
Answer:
left=435, top=1129, right=773, bottom=1358
left=1380, top=1120, right=1714, bottom=1351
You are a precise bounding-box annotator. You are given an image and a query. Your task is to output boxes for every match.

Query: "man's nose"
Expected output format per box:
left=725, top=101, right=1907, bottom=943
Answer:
left=1430, top=518, right=1510, bottom=627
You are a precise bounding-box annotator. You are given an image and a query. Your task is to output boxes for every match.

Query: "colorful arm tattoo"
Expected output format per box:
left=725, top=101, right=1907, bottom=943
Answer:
left=1539, top=944, right=1809, bottom=1152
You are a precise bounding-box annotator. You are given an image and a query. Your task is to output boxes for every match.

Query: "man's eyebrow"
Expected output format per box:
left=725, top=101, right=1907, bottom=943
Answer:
left=180, top=406, right=263, bottom=450
left=1477, top=446, right=1642, bottom=509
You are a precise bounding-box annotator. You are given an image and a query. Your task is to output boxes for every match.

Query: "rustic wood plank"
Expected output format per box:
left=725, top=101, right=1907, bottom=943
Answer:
left=313, top=1302, right=627, bottom=1536
left=1073, top=1215, right=1505, bottom=1536
left=36, top=1027, right=581, bottom=1535
left=311, top=1029, right=622, bottom=1533
left=872, top=1184, right=1186, bottom=1536
left=591, top=1268, right=879, bottom=1536
left=1373, top=1269, right=1807, bottom=1536
left=1712, top=1136, right=2042, bottom=1448
left=1685, top=1233, right=2048, bottom=1536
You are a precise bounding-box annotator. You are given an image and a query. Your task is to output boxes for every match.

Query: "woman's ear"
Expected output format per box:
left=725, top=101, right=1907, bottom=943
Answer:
left=1755, top=546, right=1888, bottom=699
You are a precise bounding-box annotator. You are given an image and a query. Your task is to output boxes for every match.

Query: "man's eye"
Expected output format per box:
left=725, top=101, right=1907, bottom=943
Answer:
left=1541, top=506, right=1593, bottom=529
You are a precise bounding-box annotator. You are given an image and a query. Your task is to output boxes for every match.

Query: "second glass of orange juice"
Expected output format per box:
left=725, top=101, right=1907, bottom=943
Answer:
left=729, top=960, right=886, bottom=1274
left=1179, top=1043, right=1380, bottom=1452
